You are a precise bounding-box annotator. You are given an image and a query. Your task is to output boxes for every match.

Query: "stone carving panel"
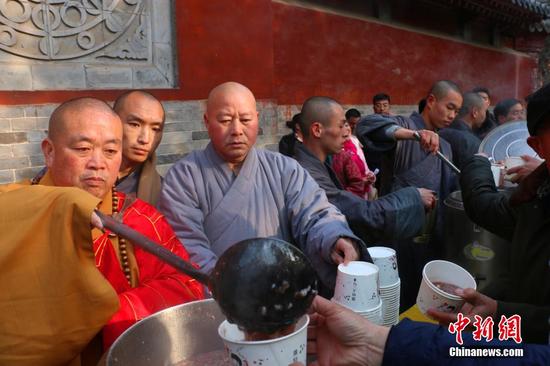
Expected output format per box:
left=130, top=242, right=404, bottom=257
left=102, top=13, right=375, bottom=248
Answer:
left=0, top=0, right=175, bottom=90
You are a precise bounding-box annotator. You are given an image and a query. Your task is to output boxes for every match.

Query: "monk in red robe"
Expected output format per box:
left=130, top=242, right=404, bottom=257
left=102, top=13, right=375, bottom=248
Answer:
left=0, top=97, right=203, bottom=365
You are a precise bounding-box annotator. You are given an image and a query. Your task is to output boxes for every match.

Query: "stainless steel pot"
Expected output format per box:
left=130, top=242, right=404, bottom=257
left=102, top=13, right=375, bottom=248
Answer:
left=107, top=299, right=225, bottom=366
left=443, top=191, right=511, bottom=292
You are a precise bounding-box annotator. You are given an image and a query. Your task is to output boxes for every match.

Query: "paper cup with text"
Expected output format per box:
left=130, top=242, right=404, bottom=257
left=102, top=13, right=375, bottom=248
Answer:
left=416, top=260, right=476, bottom=318
left=490, top=164, right=504, bottom=187
left=333, top=261, right=380, bottom=311
left=218, top=315, right=309, bottom=366
left=368, top=246, right=399, bottom=287
left=504, top=157, right=524, bottom=182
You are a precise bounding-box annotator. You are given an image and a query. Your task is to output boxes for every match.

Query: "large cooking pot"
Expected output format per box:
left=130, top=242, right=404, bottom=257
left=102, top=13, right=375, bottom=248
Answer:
left=107, top=299, right=226, bottom=366
left=443, top=191, right=511, bottom=292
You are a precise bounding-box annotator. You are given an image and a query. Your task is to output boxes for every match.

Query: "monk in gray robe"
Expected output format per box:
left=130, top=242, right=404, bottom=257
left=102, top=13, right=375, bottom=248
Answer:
left=355, top=80, right=463, bottom=310
left=294, top=96, right=436, bottom=245
left=114, top=91, right=164, bottom=205
left=159, top=82, right=368, bottom=293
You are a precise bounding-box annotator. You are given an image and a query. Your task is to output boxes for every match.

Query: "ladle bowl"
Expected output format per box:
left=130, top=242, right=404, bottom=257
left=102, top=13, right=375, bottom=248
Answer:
left=211, top=237, right=318, bottom=334
left=95, top=211, right=318, bottom=335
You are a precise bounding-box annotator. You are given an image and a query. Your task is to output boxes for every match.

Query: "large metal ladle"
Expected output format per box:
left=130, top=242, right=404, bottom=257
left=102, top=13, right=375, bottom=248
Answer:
left=95, top=211, right=318, bottom=334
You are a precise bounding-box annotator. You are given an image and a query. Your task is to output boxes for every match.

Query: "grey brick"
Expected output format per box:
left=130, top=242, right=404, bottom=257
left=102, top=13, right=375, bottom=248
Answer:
left=15, top=167, right=43, bottom=181
left=0, top=106, right=25, bottom=119
left=36, top=117, right=49, bottom=130
left=151, top=0, right=172, bottom=43
left=157, top=153, right=185, bottom=165
left=133, top=66, right=170, bottom=88
left=0, top=169, right=14, bottom=184
left=0, top=157, right=29, bottom=170
left=32, top=65, right=86, bottom=90
left=0, top=132, right=27, bottom=144
left=27, top=131, right=47, bottom=142
left=30, top=155, right=45, bottom=167
left=11, top=118, right=36, bottom=131
left=85, top=66, right=133, bottom=88
left=156, top=143, right=188, bottom=155
left=12, top=143, right=42, bottom=157
left=34, top=104, right=58, bottom=118
left=0, top=145, right=12, bottom=159
left=160, top=131, right=192, bottom=145
left=0, top=119, right=11, bottom=133
left=162, top=122, right=189, bottom=133
left=191, top=131, right=209, bottom=141
left=0, top=65, right=32, bottom=90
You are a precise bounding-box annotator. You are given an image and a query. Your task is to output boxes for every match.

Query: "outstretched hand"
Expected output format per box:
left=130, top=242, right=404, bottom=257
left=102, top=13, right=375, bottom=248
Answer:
left=307, top=295, right=387, bottom=366
left=427, top=288, right=498, bottom=326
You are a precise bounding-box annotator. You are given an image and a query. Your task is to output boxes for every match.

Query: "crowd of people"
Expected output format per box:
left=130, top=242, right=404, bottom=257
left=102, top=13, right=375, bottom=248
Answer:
left=1, top=79, right=549, bottom=365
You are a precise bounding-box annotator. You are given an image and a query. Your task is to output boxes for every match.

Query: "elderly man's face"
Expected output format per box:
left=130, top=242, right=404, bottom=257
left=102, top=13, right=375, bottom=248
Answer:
left=118, top=94, right=164, bottom=166
left=427, top=90, right=463, bottom=129
left=204, top=89, right=259, bottom=166
left=43, top=108, right=122, bottom=198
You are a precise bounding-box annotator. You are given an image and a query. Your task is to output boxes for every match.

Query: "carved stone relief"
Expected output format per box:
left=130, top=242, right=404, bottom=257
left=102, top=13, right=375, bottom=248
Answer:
left=0, top=0, right=175, bottom=90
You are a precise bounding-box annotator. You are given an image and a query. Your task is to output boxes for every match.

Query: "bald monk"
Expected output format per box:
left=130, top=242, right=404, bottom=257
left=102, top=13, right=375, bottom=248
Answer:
left=159, top=82, right=371, bottom=295
left=113, top=90, right=165, bottom=205
left=294, top=96, right=434, bottom=244
left=0, top=98, right=203, bottom=365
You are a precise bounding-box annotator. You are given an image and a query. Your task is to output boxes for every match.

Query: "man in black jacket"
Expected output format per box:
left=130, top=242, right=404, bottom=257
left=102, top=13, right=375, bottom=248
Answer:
left=430, top=83, right=550, bottom=344
left=293, top=96, right=435, bottom=245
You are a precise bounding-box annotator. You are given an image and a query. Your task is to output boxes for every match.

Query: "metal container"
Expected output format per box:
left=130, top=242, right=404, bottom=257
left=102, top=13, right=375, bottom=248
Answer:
left=478, top=120, right=538, bottom=161
left=443, top=191, right=511, bottom=292
left=107, top=299, right=226, bottom=366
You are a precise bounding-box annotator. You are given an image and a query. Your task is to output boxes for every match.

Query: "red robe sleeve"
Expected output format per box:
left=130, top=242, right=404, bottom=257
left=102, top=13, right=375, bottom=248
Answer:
left=98, top=198, right=205, bottom=349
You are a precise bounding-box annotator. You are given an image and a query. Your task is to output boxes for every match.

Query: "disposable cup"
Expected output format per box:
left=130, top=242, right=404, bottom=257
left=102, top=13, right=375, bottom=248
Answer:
left=504, top=157, right=523, bottom=182
left=368, top=247, right=399, bottom=287
left=333, top=261, right=379, bottom=311
left=490, top=164, right=504, bottom=187
left=218, top=315, right=309, bottom=366
left=416, top=260, right=476, bottom=318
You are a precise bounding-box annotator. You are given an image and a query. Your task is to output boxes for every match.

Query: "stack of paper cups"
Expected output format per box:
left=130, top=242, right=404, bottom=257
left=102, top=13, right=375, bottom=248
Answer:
left=368, top=247, right=400, bottom=326
left=331, top=261, right=383, bottom=325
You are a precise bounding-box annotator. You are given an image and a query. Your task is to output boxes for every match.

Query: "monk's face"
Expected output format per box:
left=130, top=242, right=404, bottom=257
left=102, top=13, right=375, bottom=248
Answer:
left=426, top=90, right=462, bottom=129
left=321, top=104, right=346, bottom=155
left=118, top=93, right=164, bottom=166
left=204, top=87, right=259, bottom=165
left=42, top=107, right=123, bottom=198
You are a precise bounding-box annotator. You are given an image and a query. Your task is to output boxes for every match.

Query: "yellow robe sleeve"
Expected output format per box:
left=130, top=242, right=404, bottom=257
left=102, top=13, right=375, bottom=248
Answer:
left=0, top=185, right=119, bottom=366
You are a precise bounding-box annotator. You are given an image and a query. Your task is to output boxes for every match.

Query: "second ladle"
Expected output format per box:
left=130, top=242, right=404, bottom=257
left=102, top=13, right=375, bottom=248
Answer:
left=95, top=211, right=318, bottom=334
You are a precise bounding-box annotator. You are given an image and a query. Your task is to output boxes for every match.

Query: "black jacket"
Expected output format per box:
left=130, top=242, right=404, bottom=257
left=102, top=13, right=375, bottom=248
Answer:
left=439, top=119, right=481, bottom=170
left=293, top=143, right=425, bottom=244
left=461, top=156, right=550, bottom=343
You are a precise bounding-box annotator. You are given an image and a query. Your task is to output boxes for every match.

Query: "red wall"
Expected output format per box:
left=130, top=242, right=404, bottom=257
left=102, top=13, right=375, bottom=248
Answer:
left=0, top=0, right=537, bottom=105
left=271, top=2, right=537, bottom=105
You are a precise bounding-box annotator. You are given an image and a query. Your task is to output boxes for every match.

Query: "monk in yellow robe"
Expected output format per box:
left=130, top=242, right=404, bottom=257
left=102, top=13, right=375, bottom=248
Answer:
left=0, top=98, right=203, bottom=365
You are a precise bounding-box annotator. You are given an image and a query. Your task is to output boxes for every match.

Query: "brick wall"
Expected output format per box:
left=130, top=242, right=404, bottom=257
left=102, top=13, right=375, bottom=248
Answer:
left=0, top=101, right=417, bottom=184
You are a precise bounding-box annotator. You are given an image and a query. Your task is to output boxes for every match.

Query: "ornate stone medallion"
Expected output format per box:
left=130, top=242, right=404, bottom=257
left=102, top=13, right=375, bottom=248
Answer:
left=0, top=0, right=142, bottom=60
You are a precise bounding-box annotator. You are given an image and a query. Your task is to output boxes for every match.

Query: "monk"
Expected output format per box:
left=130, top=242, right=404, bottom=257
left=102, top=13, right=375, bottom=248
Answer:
left=159, top=82, right=370, bottom=295
left=0, top=97, right=203, bottom=365
left=356, top=80, right=463, bottom=311
left=113, top=90, right=165, bottom=205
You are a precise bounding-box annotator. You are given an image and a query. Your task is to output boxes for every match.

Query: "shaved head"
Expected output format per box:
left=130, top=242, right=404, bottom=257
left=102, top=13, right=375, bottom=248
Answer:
left=113, top=90, right=165, bottom=122
left=204, top=82, right=259, bottom=169
left=43, top=97, right=122, bottom=198
left=49, top=97, right=120, bottom=141
left=429, top=80, right=461, bottom=100
left=206, top=82, right=257, bottom=114
left=299, top=96, right=341, bottom=138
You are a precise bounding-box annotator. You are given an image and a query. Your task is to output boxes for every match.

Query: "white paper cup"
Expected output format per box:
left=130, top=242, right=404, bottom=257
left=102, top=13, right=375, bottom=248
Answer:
left=504, top=157, right=523, bottom=182
left=490, top=164, right=504, bottom=187
left=368, top=247, right=399, bottom=287
left=218, top=315, right=309, bottom=366
left=416, top=260, right=476, bottom=318
left=333, top=261, right=380, bottom=311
